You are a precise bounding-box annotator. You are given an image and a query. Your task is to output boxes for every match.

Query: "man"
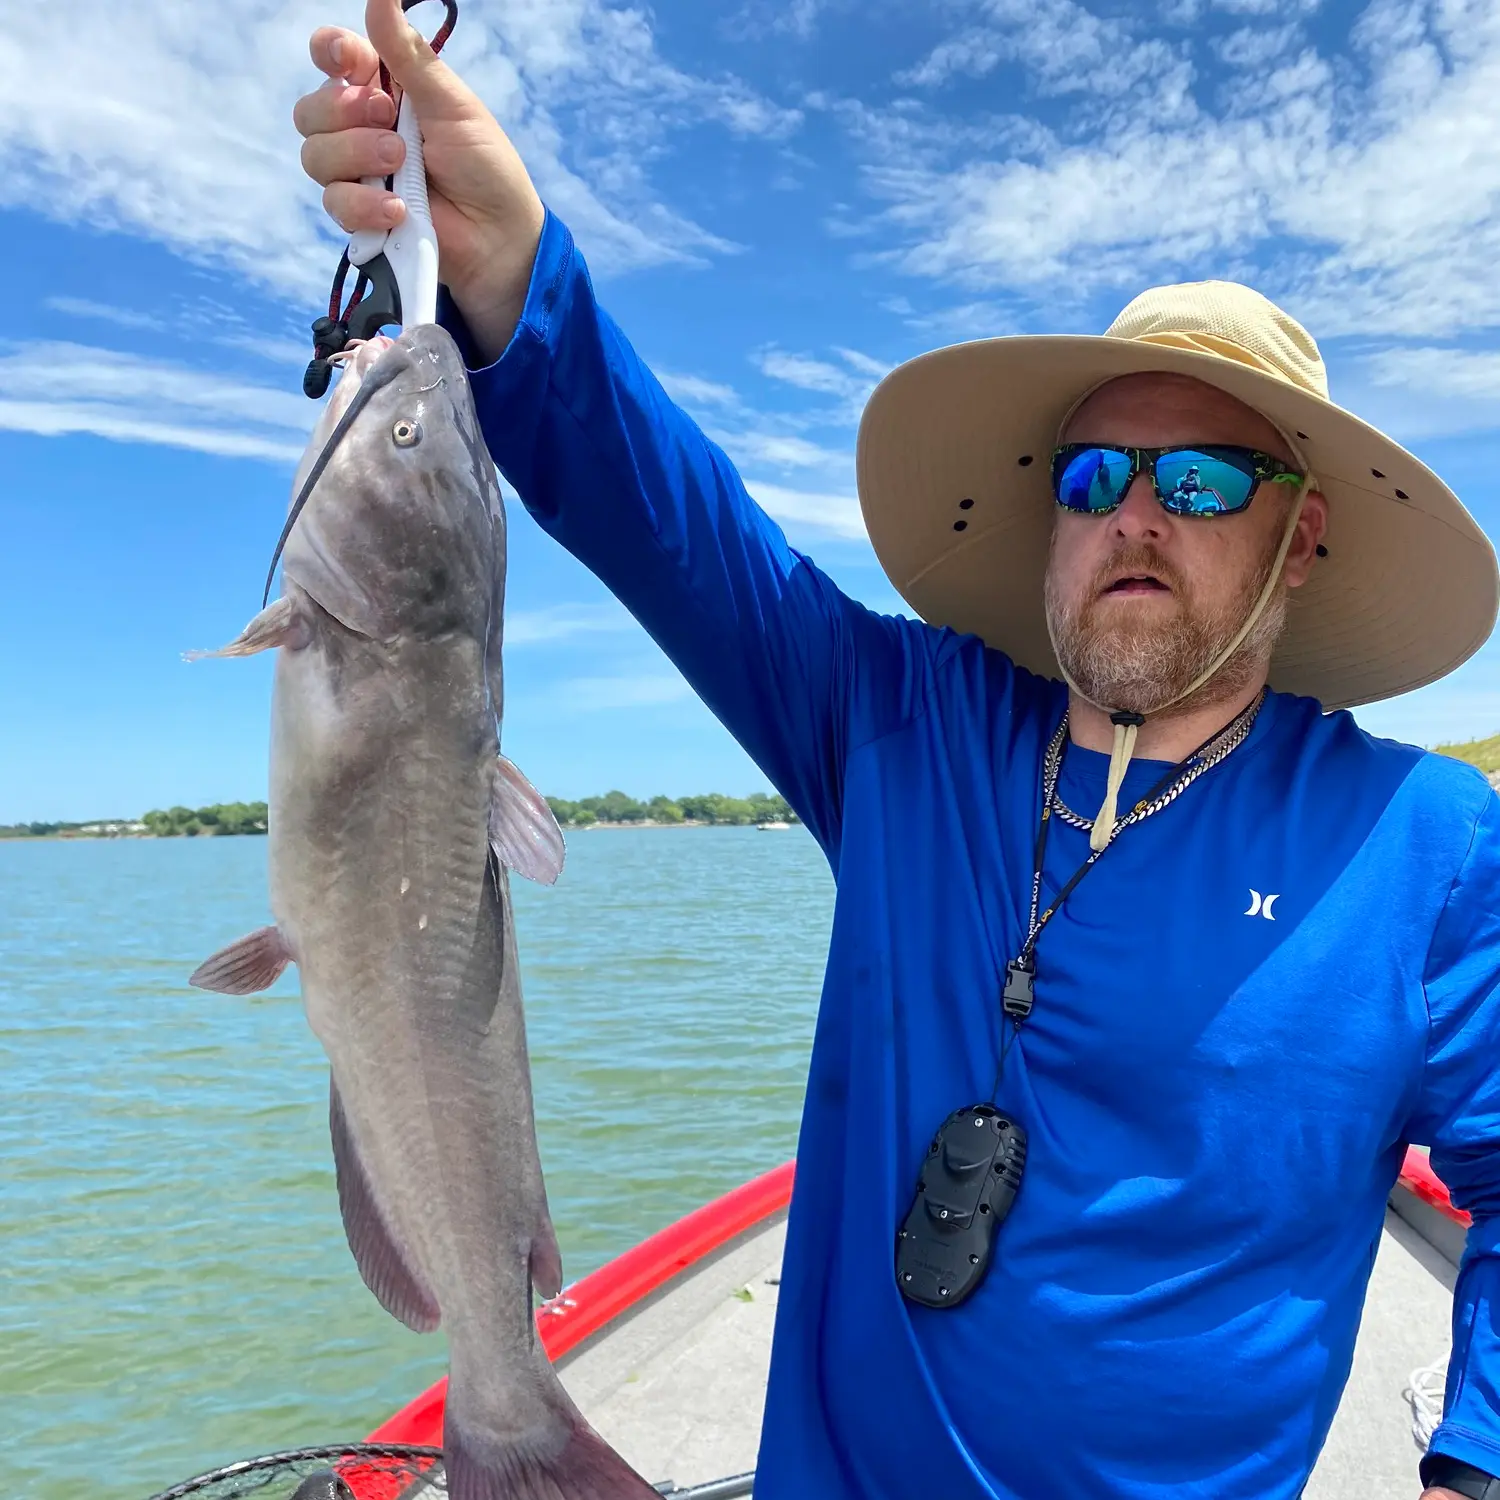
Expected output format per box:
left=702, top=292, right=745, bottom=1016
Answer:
left=293, top=6, right=1500, bottom=1497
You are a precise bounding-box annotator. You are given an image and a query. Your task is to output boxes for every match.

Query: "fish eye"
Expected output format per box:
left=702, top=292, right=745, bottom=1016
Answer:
left=392, top=418, right=422, bottom=448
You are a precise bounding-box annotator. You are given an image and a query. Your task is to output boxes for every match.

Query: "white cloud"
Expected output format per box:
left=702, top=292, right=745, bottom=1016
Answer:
left=0, top=402, right=305, bottom=462
left=1364, top=346, right=1500, bottom=402
left=725, top=0, right=828, bottom=40
left=756, top=349, right=865, bottom=398
left=896, top=0, right=1194, bottom=119
left=218, top=333, right=323, bottom=368
left=506, top=600, right=639, bottom=645
left=844, top=0, right=1500, bottom=343
left=0, top=341, right=311, bottom=461
left=1214, top=22, right=1301, bottom=64
left=45, top=291, right=316, bottom=368
left=657, top=369, right=742, bottom=408
left=1330, top=343, right=1500, bottom=440
left=745, top=480, right=867, bottom=540
left=751, top=346, right=887, bottom=423
left=44, top=297, right=164, bottom=332
left=726, top=431, right=849, bottom=469
left=882, top=295, right=1027, bottom=338
left=832, top=346, right=890, bottom=379
left=0, top=0, right=794, bottom=301
left=547, top=672, right=695, bottom=710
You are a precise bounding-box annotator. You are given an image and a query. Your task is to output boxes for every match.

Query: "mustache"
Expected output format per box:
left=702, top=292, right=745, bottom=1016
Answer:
left=1089, top=543, right=1188, bottom=598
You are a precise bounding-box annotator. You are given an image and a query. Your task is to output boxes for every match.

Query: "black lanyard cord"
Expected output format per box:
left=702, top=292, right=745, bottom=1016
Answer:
left=988, top=692, right=1265, bottom=1103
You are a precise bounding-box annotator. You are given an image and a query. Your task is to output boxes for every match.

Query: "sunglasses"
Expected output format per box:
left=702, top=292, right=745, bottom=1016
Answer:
left=1051, top=444, right=1303, bottom=518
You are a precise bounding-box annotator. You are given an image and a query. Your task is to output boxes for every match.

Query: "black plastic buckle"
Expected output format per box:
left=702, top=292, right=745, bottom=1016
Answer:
left=1002, top=957, right=1035, bottom=1021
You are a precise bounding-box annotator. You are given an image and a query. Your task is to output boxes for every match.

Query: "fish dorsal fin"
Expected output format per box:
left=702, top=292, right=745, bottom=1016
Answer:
left=329, top=1078, right=441, bottom=1334
left=489, top=755, right=565, bottom=885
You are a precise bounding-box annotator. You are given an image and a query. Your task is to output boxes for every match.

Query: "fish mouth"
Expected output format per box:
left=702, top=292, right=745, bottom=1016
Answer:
left=260, top=340, right=415, bottom=608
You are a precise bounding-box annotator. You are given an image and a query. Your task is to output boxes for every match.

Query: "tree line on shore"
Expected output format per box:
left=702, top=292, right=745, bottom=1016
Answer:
left=544, top=791, right=798, bottom=826
left=0, top=802, right=270, bottom=839
left=1, top=792, right=798, bottom=838
left=142, top=803, right=270, bottom=837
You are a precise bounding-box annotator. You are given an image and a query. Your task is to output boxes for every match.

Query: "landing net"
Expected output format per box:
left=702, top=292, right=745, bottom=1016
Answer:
left=145, top=1445, right=753, bottom=1500
left=145, top=1444, right=445, bottom=1500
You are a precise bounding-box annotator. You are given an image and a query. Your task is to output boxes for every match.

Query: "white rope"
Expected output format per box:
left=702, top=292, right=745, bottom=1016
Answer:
left=1405, top=1356, right=1448, bottom=1451
left=1090, top=716, right=1139, bottom=852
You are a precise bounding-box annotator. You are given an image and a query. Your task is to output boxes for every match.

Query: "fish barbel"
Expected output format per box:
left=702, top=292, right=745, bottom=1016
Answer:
left=189, top=326, right=657, bottom=1500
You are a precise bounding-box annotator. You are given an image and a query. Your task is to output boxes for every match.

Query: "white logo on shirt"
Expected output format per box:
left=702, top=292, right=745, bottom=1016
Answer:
left=1245, top=890, right=1279, bottom=920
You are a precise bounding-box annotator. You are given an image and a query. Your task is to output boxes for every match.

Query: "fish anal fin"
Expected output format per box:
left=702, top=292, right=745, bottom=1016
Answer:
left=443, top=1411, right=659, bottom=1500
left=189, top=926, right=292, bottom=994
left=530, top=1221, right=563, bottom=1303
left=184, top=596, right=305, bottom=661
left=329, top=1079, right=441, bottom=1334
left=489, top=755, right=565, bottom=886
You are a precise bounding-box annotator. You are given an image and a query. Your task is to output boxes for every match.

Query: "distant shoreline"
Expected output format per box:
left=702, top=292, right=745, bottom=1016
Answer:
left=9, top=734, right=1499, bottom=841
left=4, top=791, right=798, bottom=840
left=575, top=818, right=796, bottom=830
left=3, top=819, right=798, bottom=842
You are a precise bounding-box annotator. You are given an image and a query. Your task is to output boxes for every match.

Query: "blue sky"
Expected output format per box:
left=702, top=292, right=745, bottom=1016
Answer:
left=6, top=0, right=1500, bottom=821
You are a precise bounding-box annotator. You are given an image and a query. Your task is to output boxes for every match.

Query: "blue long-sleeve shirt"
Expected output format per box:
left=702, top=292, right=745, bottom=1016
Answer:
left=442, top=210, right=1500, bottom=1498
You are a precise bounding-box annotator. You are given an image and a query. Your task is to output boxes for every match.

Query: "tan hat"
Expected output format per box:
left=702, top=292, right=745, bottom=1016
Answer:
left=856, top=280, right=1499, bottom=712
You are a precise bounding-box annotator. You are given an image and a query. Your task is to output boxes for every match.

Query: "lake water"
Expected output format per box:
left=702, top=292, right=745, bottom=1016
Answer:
left=0, top=829, right=833, bottom=1499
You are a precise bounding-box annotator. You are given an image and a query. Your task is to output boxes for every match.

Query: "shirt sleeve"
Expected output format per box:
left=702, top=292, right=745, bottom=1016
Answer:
left=1410, top=787, right=1500, bottom=1475
left=438, top=209, right=939, bottom=860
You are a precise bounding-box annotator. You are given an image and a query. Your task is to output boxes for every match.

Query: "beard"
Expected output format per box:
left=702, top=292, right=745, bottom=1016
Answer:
left=1044, top=536, right=1288, bottom=718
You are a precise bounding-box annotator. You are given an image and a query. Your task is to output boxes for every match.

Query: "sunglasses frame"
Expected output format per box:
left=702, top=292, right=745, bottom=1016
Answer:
left=1050, top=443, right=1303, bottom=518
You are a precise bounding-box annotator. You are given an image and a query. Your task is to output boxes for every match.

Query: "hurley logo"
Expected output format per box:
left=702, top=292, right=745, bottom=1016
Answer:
left=1245, top=890, right=1279, bottom=920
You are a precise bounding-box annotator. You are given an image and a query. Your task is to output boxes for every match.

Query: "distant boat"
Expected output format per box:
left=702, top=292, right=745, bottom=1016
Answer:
left=756, top=821, right=791, bottom=831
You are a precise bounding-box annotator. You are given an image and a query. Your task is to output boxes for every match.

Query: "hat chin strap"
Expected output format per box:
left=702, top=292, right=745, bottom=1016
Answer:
left=1054, top=472, right=1315, bottom=852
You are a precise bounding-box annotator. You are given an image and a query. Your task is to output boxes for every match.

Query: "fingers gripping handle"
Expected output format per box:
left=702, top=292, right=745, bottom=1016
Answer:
left=347, top=93, right=439, bottom=328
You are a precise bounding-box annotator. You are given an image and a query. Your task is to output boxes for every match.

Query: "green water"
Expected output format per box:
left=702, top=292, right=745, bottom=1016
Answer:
left=0, top=829, right=832, bottom=1498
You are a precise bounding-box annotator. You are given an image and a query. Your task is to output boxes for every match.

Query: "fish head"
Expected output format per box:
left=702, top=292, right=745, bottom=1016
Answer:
left=280, top=325, right=505, bottom=644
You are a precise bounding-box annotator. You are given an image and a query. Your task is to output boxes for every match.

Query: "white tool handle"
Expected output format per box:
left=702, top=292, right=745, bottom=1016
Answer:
left=346, top=93, right=440, bottom=327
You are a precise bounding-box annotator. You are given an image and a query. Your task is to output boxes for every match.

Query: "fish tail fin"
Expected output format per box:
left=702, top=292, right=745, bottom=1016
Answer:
left=443, top=1411, right=659, bottom=1500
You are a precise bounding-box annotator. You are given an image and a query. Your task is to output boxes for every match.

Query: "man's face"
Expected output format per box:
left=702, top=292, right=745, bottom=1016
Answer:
left=1043, top=371, right=1326, bottom=717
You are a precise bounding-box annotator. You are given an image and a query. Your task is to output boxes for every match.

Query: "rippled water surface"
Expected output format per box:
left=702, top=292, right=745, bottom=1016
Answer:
left=0, top=830, right=833, bottom=1498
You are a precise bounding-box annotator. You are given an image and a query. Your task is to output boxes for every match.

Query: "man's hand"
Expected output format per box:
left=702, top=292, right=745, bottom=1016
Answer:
left=293, top=0, right=545, bottom=363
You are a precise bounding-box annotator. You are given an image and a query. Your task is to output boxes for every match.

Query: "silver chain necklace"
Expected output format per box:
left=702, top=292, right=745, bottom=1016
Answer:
left=1045, top=687, right=1266, bottom=836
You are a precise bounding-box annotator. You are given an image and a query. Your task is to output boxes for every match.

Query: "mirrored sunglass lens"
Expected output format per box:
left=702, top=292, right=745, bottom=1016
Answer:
left=1154, top=449, right=1255, bottom=514
left=1056, top=448, right=1133, bottom=511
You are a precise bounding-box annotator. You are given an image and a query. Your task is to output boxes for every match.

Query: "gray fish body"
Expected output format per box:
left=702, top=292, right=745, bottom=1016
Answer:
left=193, top=327, right=652, bottom=1498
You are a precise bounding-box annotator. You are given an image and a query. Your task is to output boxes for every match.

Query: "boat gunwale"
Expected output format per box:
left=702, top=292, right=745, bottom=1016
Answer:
left=1399, top=1146, right=1470, bottom=1228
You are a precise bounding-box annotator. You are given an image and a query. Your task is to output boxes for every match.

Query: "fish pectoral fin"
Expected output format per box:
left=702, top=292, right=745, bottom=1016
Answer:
left=189, top=926, right=293, bottom=994
left=530, top=1221, right=564, bottom=1302
left=489, top=755, right=565, bottom=886
left=183, top=596, right=305, bottom=660
left=330, top=1079, right=441, bottom=1334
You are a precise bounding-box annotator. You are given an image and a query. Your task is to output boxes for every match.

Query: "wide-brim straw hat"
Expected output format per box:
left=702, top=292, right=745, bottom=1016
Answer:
left=856, top=281, right=1499, bottom=711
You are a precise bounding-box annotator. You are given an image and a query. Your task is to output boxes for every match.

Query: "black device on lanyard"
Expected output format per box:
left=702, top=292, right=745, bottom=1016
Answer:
left=895, top=697, right=1264, bottom=1310
left=895, top=1105, right=1028, bottom=1307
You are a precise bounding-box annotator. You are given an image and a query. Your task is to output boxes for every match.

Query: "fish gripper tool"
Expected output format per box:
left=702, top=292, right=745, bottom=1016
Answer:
left=304, top=0, right=458, bottom=399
